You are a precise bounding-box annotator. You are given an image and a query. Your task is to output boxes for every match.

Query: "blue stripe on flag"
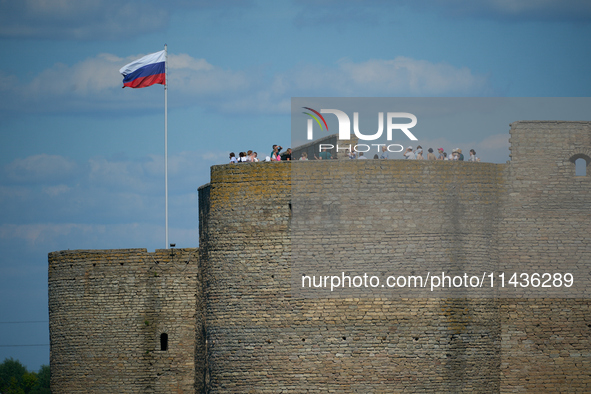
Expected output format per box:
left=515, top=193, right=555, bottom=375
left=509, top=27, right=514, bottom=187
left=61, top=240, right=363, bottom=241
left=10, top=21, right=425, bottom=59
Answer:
left=122, top=61, right=165, bottom=84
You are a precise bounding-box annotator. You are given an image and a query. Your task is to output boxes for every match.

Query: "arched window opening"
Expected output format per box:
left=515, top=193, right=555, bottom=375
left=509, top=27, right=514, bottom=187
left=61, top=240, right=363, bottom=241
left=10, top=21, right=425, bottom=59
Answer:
left=160, top=333, right=168, bottom=351
left=575, top=158, right=587, bottom=176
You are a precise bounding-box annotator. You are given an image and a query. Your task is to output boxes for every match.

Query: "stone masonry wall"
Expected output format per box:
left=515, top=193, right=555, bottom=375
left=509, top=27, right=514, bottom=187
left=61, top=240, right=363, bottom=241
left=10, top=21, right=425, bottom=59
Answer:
left=199, top=161, right=507, bottom=392
left=48, top=121, right=590, bottom=392
left=48, top=248, right=201, bottom=393
left=498, top=121, right=591, bottom=391
left=200, top=123, right=591, bottom=391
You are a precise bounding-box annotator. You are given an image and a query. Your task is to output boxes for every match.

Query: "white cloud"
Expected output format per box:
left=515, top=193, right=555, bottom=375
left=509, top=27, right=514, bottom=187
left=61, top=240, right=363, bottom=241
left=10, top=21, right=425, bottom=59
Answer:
left=0, top=52, right=255, bottom=113
left=215, top=57, right=491, bottom=113
left=4, top=154, right=79, bottom=183
left=26, top=53, right=123, bottom=96
left=338, top=57, right=489, bottom=95
left=0, top=53, right=491, bottom=114
left=168, top=54, right=253, bottom=96
left=219, top=57, right=491, bottom=113
left=0, top=149, right=216, bottom=229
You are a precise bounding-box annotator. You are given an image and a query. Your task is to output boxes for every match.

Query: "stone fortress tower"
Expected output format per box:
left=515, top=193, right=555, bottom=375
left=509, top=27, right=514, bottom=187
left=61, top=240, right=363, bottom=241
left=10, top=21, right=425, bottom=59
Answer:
left=49, top=121, right=590, bottom=393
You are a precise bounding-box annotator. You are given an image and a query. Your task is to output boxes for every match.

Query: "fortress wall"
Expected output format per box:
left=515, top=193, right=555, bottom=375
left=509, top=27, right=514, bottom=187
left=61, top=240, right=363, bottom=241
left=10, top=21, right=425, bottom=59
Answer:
left=498, top=122, right=591, bottom=391
left=47, top=121, right=591, bottom=392
left=48, top=248, right=200, bottom=394
left=199, top=163, right=292, bottom=391
left=291, top=159, right=505, bottom=297
left=199, top=161, right=506, bottom=392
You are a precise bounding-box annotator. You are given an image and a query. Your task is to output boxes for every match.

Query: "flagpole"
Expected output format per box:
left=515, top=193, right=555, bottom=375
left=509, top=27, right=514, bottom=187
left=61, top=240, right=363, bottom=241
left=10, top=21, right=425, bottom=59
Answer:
left=164, top=44, right=169, bottom=249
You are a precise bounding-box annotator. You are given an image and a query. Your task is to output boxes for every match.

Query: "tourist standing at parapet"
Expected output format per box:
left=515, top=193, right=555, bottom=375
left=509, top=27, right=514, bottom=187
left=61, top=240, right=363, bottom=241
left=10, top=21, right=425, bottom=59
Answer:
left=415, top=146, right=424, bottom=160
left=252, top=152, right=259, bottom=162
left=299, top=152, right=308, bottom=160
left=468, top=149, right=479, bottom=162
left=238, top=152, right=248, bottom=162
left=380, top=146, right=389, bottom=159
left=247, top=150, right=255, bottom=162
left=358, top=152, right=367, bottom=159
left=270, top=145, right=283, bottom=161
left=229, top=152, right=237, bottom=163
left=437, top=148, right=445, bottom=160
left=457, top=148, right=464, bottom=161
left=281, top=148, right=292, bottom=161
left=317, top=148, right=332, bottom=160
left=427, top=148, right=436, bottom=160
left=348, top=149, right=356, bottom=159
left=404, top=146, right=416, bottom=160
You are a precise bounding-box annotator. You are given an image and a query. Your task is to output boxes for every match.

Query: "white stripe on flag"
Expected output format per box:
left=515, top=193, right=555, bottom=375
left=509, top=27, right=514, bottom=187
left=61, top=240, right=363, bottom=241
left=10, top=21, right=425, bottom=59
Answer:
left=119, top=50, right=166, bottom=76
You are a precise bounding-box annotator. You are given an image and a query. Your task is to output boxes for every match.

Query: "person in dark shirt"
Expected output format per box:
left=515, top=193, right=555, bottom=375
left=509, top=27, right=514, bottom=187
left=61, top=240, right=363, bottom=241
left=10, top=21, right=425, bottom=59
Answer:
left=280, top=148, right=292, bottom=161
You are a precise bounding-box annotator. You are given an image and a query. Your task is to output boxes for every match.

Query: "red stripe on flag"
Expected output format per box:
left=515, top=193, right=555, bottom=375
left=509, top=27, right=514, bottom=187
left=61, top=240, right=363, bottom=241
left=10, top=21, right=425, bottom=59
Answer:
left=123, top=73, right=165, bottom=89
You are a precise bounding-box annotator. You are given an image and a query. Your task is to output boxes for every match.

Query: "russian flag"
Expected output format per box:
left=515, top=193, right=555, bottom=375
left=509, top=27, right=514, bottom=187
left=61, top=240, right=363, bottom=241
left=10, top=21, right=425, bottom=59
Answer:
left=120, top=50, right=165, bottom=89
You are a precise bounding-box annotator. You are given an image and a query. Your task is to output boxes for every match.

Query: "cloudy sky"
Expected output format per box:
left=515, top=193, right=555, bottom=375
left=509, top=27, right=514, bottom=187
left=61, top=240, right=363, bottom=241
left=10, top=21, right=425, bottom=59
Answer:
left=0, top=0, right=590, bottom=370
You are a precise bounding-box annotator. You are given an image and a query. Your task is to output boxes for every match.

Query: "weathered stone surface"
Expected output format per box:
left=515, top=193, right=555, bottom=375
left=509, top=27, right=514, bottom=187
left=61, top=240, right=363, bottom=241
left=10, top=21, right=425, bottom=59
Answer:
left=48, top=248, right=202, bottom=393
left=49, top=121, right=591, bottom=393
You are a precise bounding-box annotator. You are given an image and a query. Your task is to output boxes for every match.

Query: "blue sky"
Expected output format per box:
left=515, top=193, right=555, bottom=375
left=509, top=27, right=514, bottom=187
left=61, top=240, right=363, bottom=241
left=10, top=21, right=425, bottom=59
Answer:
left=0, top=0, right=590, bottom=371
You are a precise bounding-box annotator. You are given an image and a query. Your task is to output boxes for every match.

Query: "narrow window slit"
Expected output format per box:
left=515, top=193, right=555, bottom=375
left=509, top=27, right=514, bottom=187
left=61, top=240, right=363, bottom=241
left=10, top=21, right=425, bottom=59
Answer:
left=160, top=333, right=168, bottom=351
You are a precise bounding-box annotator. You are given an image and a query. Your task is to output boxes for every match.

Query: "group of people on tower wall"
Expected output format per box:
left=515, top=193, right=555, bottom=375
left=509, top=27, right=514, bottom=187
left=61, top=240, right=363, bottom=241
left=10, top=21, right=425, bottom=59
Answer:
left=230, top=145, right=480, bottom=163
left=402, top=146, right=479, bottom=162
left=270, top=145, right=293, bottom=161
left=346, top=146, right=479, bottom=161
left=229, top=145, right=294, bottom=163
left=229, top=150, right=260, bottom=163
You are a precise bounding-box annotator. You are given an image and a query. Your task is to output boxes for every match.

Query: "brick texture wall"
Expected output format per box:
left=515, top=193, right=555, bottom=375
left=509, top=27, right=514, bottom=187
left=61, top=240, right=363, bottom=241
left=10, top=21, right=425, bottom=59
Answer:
left=498, top=121, right=591, bottom=391
left=197, top=121, right=590, bottom=392
left=48, top=248, right=201, bottom=393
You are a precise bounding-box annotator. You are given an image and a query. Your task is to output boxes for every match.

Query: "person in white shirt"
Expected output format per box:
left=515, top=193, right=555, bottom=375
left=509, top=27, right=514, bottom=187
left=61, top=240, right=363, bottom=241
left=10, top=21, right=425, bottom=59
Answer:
left=404, top=146, right=416, bottom=160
